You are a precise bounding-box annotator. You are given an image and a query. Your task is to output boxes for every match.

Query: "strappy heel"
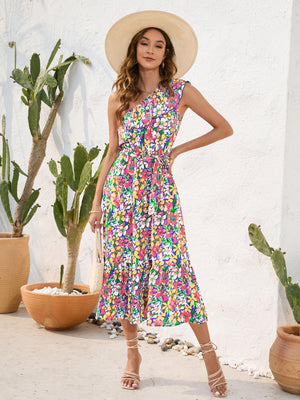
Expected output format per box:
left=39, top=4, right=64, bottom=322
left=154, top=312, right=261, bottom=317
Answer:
left=200, top=341, right=228, bottom=397
left=120, top=335, right=142, bottom=390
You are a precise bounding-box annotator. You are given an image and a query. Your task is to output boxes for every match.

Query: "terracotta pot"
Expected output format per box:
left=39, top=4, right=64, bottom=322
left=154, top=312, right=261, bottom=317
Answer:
left=0, top=232, right=30, bottom=313
left=269, top=324, right=300, bottom=395
left=21, top=282, right=100, bottom=330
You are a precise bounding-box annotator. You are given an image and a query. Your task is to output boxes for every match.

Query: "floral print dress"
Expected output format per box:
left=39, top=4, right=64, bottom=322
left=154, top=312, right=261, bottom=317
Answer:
left=95, top=78, right=208, bottom=326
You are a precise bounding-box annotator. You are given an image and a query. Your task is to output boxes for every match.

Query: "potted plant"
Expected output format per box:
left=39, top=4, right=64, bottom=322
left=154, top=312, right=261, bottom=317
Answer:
left=21, top=142, right=109, bottom=330
left=0, top=40, right=90, bottom=313
left=248, top=223, right=300, bottom=395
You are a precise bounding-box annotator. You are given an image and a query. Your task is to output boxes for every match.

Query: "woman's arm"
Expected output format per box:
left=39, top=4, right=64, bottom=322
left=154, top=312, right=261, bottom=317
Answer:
left=89, top=92, right=120, bottom=231
left=173, top=82, right=233, bottom=159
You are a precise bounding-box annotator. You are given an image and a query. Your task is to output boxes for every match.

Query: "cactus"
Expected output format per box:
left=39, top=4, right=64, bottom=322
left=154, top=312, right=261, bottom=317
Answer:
left=0, top=40, right=90, bottom=237
left=248, top=223, right=300, bottom=326
left=47, top=142, right=108, bottom=293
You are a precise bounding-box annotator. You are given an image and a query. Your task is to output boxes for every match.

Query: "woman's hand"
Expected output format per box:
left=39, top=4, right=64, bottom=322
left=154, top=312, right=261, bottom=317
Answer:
left=89, top=207, right=103, bottom=233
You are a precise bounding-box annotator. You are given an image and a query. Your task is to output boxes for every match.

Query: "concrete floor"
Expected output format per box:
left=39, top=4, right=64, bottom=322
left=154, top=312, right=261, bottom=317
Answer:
left=0, top=304, right=296, bottom=400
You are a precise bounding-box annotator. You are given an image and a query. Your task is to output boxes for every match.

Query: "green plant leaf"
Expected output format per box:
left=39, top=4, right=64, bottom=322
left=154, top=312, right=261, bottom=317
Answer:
left=271, top=250, right=288, bottom=286
left=56, top=55, right=76, bottom=91
left=40, top=89, right=52, bottom=107
left=74, top=144, right=88, bottom=188
left=21, top=188, right=40, bottom=222
left=10, top=167, right=19, bottom=202
left=74, top=54, right=91, bottom=65
left=28, top=97, right=39, bottom=137
left=21, top=95, right=29, bottom=106
left=48, top=159, right=58, bottom=177
left=88, top=146, right=100, bottom=161
left=0, top=181, right=13, bottom=224
left=23, top=204, right=40, bottom=226
left=46, top=39, right=61, bottom=70
left=248, top=223, right=272, bottom=257
left=11, top=68, right=34, bottom=90
left=33, top=70, right=47, bottom=96
left=61, top=155, right=76, bottom=191
left=45, top=74, right=57, bottom=88
left=77, top=161, right=92, bottom=194
left=30, top=53, right=40, bottom=85
left=53, top=199, right=66, bottom=237
left=11, top=161, right=28, bottom=177
left=78, top=183, right=96, bottom=229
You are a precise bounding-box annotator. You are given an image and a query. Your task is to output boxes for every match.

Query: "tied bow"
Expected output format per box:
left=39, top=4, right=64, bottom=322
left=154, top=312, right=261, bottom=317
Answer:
left=119, top=143, right=171, bottom=215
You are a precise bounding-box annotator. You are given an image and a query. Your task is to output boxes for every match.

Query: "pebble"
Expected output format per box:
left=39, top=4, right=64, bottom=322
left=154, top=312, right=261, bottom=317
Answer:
left=184, top=341, right=194, bottom=348
left=147, top=338, right=156, bottom=344
left=85, top=317, right=274, bottom=381
left=186, top=346, right=201, bottom=355
left=109, top=333, right=118, bottom=339
left=146, top=334, right=157, bottom=339
left=161, top=344, right=168, bottom=351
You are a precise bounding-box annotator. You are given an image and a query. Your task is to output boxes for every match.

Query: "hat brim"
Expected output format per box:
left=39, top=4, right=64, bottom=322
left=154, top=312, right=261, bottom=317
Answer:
left=105, top=10, right=198, bottom=78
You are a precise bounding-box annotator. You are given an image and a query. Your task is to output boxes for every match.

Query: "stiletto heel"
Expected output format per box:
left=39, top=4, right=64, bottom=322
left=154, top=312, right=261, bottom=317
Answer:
left=200, top=340, right=228, bottom=397
left=120, top=336, right=142, bottom=390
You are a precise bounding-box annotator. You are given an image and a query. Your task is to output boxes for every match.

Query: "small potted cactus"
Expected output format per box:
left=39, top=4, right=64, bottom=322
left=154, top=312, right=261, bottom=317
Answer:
left=248, top=223, right=300, bottom=395
left=21, top=142, right=108, bottom=330
left=0, top=40, right=90, bottom=313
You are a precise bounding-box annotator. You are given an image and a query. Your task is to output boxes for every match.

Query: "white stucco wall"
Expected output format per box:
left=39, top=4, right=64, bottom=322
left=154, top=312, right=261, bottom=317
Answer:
left=0, top=0, right=297, bottom=371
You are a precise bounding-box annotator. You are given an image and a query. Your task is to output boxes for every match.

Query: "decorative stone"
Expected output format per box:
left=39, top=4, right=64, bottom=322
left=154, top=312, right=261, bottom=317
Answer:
left=138, top=327, right=145, bottom=332
left=147, top=338, right=156, bottom=344
left=146, top=334, right=157, bottom=339
left=184, top=341, right=194, bottom=348
left=186, top=346, right=201, bottom=355
left=109, top=333, right=117, bottom=339
left=161, top=344, right=168, bottom=351
left=165, top=338, right=174, bottom=345
left=137, top=333, right=145, bottom=340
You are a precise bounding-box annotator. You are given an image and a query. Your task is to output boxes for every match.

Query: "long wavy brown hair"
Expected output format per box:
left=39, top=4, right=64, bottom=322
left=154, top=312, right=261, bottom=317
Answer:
left=112, top=26, right=178, bottom=123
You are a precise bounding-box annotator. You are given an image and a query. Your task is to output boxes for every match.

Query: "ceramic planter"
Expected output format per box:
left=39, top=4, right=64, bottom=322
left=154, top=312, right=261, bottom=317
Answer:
left=269, top=325, right=300, bottom=395
left=0, top=232, right=30, bottom=313
left=21, top=282, right=100, bottom=330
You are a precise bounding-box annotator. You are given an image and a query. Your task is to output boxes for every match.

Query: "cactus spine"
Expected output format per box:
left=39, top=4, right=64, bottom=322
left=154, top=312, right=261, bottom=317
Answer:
left=248, top=223, right=300, bottom=325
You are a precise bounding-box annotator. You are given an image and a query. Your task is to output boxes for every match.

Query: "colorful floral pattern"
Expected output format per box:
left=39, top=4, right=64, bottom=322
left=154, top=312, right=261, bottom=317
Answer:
left=95, top=78, right=208, bottom=326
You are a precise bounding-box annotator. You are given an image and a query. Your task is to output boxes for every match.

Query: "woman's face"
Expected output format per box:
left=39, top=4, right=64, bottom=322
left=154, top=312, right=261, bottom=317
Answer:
left=136, top=28, right=166, bottom=72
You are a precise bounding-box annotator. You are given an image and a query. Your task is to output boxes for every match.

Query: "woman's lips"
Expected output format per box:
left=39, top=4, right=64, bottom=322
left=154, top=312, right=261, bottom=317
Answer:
left=144, top=57, right=154, bottom=61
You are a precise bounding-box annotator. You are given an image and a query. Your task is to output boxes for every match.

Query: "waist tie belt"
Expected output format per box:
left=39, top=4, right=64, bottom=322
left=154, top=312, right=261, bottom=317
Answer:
left=119, top=143, right=171, bottom=215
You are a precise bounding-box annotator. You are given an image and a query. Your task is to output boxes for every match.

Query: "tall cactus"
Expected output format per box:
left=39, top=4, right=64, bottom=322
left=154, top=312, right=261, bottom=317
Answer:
left=0, top=40, right=90, bottom=237
left=48, top=142, right=109, bottom=294
left=248, top=223, right=300, bottom=326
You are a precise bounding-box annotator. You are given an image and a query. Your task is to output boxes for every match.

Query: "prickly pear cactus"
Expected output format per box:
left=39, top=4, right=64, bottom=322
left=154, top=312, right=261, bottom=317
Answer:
left=248, top=223, right=300, bottom=324
left=47, top=142, right=108, bottom=293
left=0, top=40, right=90, bottom=237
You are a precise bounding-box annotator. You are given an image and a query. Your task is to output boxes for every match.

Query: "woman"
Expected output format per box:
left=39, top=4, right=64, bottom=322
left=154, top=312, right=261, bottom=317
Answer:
left=89, top=10, right=233, bottom=397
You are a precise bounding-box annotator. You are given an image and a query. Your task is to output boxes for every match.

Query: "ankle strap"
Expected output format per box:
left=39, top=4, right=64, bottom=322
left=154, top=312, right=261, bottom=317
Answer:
left=126, top=336, right=141, bottom=348
left=200, top=340, right=217, bottom=355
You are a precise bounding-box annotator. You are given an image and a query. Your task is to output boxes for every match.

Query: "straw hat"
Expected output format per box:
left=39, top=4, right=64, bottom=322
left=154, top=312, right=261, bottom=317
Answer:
left=105, top=10, right=198, bottom=78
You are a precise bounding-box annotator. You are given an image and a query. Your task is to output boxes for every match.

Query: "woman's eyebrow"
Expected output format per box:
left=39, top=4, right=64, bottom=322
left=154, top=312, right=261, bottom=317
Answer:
left=141, top=36, right=165, bottom=44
